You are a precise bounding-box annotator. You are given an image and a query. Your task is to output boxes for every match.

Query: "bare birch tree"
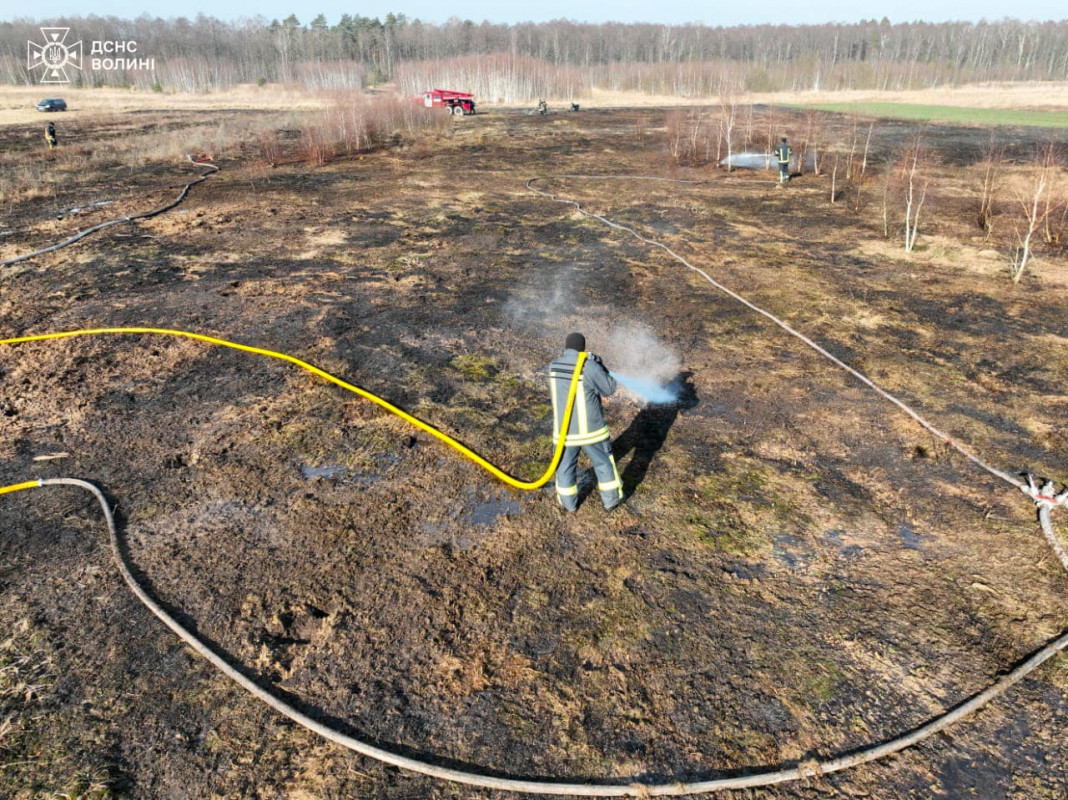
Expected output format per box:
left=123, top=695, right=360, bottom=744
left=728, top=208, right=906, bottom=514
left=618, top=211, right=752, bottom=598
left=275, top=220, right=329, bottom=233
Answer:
left=666, top=109, right=685, bottom=166
left=688, top=109, right=706, bottom=165
left=1011, top=141, right=1061, bottom=282
left=799, top=110, right=826, bottom=176
left=977, top=133, right=1004, bottom=235
left=851, top=121, right=875, bottom=212
left=719, top=87, right=738, bottom=172
left=902, top=133, right=930, bottom=254
left=764, top=106, right=783, bottom=159
left=859, top=121, right=874, bottom=179
left=846, top=114, right=860, bottom=180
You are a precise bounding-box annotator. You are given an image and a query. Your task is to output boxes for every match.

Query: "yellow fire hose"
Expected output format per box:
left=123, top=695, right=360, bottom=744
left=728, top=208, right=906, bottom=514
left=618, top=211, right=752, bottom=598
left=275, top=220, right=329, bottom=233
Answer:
left=0, top=327, right=586, bottom=491
left=0, top=479, right=40, bottom=496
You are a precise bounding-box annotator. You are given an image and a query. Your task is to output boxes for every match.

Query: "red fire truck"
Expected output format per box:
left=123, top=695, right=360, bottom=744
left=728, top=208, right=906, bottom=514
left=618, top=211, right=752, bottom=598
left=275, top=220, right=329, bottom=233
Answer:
left=416, top=89, right=476, bottom=116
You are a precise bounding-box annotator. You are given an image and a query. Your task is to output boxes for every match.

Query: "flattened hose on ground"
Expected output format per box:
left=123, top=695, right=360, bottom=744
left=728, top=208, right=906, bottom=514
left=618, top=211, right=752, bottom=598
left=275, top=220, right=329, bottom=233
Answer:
left=2, top=476, right=1066, bottom=796
left=0, top=327, right=585, bottom=491
left=525, top=177, right=1033, bottom=497
left=1, top=158, right=219, bottom=268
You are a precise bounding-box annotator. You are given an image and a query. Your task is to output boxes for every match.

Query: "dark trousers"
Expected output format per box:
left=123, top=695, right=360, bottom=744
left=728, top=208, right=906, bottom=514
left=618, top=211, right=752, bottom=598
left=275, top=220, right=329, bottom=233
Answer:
left=555, top=438, right=623, bottom=511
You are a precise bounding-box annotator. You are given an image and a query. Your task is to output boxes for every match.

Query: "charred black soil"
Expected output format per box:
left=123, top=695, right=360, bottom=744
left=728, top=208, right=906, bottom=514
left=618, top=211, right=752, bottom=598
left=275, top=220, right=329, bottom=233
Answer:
left=1, top=107, right=1067, bottom=799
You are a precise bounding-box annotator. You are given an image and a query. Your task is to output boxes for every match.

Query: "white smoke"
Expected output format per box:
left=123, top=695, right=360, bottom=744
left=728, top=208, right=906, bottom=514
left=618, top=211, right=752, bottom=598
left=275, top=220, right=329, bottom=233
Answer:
left=504, top=268, right=682, bottom=402
left=588, top=321, right=680, bottom=405
left=596, top=321, right=679, bottom=387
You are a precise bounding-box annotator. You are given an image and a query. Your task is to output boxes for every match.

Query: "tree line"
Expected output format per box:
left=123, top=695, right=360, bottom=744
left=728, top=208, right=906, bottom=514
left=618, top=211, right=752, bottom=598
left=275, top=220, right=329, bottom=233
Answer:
left=2, top=14, right=1066, bottom=94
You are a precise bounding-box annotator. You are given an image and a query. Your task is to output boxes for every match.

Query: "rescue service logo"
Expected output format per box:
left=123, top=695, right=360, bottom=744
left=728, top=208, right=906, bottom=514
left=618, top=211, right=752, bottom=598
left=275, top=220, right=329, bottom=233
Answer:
left=27, top=27, right=83, bottom=84
left=27, top=30, right=155, bottom=84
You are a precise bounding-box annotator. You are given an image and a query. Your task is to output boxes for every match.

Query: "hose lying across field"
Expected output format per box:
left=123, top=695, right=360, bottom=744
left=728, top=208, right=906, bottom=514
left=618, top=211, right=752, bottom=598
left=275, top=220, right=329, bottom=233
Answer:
left=530, top=175, right=1068, bottom=567
left=3, top=476, right=1065, bottom=797
left=1, top=170, right=1067, bottom=796
left=0, top=157, right=219, bottom=268
left=527, top=177, right=1060, bottom=509
left=0, top=327, right=585, bottom=491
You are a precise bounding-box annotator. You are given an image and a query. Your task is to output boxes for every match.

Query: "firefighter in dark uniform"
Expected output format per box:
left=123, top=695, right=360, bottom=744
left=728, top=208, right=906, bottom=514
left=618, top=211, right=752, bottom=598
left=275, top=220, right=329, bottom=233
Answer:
left=775, top=137, right=791, bottom=183
left=548, top=332, right=623, bottom=512
left=44, top=122, right=57, bottom=150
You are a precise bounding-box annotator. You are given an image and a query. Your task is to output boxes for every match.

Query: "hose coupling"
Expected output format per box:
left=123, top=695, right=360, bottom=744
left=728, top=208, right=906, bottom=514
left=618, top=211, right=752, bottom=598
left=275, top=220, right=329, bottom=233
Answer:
left=1023, top=474, right=1068, bottom=510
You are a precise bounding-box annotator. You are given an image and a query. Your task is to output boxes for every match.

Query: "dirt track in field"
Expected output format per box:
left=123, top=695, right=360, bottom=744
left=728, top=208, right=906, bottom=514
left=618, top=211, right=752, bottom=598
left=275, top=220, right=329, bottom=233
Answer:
left=1, top=106, right=1067, bottom=799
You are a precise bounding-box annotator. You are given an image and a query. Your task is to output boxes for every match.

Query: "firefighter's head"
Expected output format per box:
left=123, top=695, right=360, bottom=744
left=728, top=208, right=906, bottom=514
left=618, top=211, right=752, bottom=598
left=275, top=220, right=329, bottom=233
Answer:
left=565, top=332, right=586, bottom=352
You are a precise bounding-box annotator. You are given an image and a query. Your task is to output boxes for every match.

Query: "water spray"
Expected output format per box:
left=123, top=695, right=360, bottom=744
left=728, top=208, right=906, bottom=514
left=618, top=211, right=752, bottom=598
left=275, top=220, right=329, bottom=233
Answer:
left=610, top=372, right=679, bottom=405
left=719, top=151, right=816, bottom=171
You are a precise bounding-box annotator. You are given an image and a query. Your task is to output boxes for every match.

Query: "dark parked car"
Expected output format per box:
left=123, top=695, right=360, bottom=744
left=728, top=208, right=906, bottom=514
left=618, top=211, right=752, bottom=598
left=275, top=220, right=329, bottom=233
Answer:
left=36, top=98, right=67, bottom=112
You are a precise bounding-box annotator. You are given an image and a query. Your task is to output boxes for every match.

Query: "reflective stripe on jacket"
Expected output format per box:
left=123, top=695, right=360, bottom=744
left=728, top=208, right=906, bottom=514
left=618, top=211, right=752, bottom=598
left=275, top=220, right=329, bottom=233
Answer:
left=776, top=144, right=791, bottom=164
left=548, top=348, right=617, bottom=446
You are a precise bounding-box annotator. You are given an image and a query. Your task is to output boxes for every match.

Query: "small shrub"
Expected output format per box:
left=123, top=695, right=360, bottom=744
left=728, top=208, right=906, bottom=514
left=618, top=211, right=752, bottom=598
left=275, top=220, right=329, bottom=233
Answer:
left=296, top=92, right=448, bottom=166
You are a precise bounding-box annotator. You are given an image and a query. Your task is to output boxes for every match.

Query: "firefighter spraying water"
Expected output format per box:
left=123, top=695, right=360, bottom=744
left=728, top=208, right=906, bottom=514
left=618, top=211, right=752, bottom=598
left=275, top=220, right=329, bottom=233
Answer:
left=548, top=332, right=624, bottom=512
left=776, top=136, right=792, bottom=183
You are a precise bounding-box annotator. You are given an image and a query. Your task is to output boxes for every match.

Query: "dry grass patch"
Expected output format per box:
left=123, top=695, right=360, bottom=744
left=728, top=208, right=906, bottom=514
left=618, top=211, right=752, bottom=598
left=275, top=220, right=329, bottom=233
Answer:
left=0, top=84, right=326, bottom=128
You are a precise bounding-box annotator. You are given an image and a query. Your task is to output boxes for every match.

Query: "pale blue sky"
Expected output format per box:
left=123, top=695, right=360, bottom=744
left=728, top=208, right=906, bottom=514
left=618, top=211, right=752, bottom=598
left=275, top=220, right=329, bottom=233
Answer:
left=9, top=0, right=1067, bottom=25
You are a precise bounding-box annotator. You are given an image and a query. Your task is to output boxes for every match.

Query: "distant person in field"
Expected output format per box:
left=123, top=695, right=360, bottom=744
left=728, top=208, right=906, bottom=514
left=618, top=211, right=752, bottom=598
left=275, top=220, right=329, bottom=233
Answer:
left=548, top=332, right=624, bottom=512
left=775, top=137, right=791, bottom=183
left=44, top=122, right=57, bottom=150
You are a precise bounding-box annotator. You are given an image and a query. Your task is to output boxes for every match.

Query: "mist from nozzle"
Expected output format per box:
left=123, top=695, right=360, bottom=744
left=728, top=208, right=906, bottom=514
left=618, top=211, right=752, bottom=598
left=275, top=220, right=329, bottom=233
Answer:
left=610, top=372, right=679, bottom=405
left=598, top=322, right=680, bottom=406
left=505, top=269, right=682, bottom=406
left=719, top=151, right=817, bottom=170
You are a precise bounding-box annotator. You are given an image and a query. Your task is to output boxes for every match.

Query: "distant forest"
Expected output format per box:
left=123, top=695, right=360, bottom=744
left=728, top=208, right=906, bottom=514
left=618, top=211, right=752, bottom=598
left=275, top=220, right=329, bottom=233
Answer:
left=3, top=15, right=1067, bottom=99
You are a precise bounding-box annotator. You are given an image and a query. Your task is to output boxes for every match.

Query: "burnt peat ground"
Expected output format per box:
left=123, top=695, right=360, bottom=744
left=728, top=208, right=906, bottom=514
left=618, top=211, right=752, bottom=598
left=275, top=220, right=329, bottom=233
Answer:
left=1, top=107, right=1067, bottom=799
